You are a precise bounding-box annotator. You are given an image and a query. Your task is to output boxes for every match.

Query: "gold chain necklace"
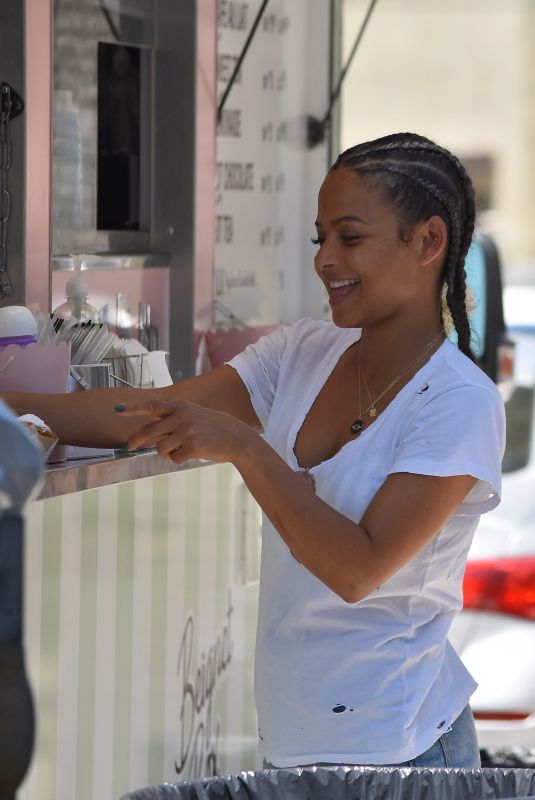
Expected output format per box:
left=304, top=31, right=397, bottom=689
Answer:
left=350, top=331, right=444, bottom=435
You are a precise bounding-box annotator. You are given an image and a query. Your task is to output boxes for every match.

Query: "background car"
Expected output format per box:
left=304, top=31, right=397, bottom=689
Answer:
left=449, top=287, right=535, bottom=766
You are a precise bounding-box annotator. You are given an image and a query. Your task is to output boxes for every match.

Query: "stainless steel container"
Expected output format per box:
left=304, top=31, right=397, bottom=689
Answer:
left=68, top=363, right=111, bottom=392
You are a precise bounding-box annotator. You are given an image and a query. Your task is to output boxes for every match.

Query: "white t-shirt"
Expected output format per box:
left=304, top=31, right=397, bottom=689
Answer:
left=228, top=318, right=505, bottom=767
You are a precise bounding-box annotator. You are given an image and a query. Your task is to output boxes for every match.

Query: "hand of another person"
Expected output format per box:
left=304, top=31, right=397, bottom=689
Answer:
left=116, top=398, right=256, bottom=465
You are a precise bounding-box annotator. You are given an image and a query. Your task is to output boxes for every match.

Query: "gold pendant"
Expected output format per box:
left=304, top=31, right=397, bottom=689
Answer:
left=369, top=406, right=377, bottom=418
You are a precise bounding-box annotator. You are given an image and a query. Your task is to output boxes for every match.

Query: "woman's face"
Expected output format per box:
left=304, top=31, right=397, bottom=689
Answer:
left=314, top=167, right=434, bottom=329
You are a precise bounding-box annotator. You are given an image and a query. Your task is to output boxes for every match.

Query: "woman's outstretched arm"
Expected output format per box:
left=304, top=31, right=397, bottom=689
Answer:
left=1, top=365, right=260, bottom=448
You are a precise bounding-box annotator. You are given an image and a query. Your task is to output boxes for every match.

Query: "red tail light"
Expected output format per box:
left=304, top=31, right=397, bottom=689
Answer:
left=473, top=711, right=530, bottom=721
left=463, top=558, right=535, bottom=620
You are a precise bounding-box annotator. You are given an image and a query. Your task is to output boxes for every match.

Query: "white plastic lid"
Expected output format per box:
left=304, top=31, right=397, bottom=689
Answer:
left=0, top=305, right=39, bottom=338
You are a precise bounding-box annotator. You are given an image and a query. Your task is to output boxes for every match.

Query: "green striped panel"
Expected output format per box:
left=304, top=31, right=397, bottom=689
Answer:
left=161, top=468, right=187, bottom=780
left=36, top=497, right=63, bottom=800
left=75, top=489, right=100, bottom=800
left=92, top=483, right=119, bottom=798
left=184, top=470, right=201, bottom=619
left=216, top=466, right=232, bottom=626
left=183, top=469, right=201, bottom=781
left=22, top=464, right=263, bottom=795
left=243, top=582, right=260, bottom=770
left=214, top=465, right=232, bottom=775
left=148, top=474, right=169, bottom=785
left=112, top=482, right=136, bottom=798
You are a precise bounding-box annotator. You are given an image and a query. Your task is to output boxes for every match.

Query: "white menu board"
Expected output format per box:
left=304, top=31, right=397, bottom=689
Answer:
left=215, top=0, right=331, bottom=326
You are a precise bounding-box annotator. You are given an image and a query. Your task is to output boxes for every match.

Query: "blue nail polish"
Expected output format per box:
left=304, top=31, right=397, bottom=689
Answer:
left=115, top=404, right=126, bottom=413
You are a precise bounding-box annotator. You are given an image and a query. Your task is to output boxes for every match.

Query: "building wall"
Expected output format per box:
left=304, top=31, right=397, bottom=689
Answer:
left=340, top=0, right=535, bottom=286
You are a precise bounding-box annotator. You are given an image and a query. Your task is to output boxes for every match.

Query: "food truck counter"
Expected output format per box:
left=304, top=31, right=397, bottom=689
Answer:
left=39, top=449, right=207, bottom=501
left=23, top=450, right=261, bottom=800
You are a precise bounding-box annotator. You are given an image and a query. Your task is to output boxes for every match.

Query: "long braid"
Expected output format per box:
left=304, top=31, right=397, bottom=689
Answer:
left=443, top=155, right=477, bottom=359
left=437, top=149, right=476, bottom=359
left=332, top=133, right=477, bottom=361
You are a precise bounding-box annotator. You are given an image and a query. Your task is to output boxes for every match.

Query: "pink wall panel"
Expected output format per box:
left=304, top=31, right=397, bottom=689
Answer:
left=25, top=0, right=52, bottom=313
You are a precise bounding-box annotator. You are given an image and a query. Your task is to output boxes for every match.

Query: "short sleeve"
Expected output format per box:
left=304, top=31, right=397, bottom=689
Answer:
left=389, top=384, right=506, bottom=515
left=226, top=325, right=290, bottom=431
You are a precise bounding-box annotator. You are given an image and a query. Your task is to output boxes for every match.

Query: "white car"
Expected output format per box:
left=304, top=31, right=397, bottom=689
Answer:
left=449, top=294, right=535, bottom=764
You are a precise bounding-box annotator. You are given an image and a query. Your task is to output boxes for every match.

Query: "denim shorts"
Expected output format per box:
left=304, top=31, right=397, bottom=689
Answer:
left=263, top=704, right=481, bottom=770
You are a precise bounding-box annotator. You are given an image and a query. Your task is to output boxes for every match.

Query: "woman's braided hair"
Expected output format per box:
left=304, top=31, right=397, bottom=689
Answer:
left=331, top=132, right=477, bottom=361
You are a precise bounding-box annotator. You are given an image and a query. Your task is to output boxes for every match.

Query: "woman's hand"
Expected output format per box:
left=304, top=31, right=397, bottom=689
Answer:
left=116, top=398, right=256, bottom=465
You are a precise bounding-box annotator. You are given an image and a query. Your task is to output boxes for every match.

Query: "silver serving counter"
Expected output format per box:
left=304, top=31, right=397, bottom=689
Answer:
left=38, top=450, right=207, bottom=501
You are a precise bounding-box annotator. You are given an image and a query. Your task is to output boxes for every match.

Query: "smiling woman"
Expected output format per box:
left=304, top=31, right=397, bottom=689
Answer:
left=2, top=132, right=505, bottom=771
left=313, top=167, right=448, bottom=330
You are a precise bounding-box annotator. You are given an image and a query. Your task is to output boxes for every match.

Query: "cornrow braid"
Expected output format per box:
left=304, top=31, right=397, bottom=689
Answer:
left=332, top=133, right=477, bottom=361
left=356, top=164, right=456, bottom=228
left=340, top=136, right=467, bottom=220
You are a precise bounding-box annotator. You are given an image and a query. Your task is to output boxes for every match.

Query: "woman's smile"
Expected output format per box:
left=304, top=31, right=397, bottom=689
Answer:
left=328, top=279, right=360, bottom=306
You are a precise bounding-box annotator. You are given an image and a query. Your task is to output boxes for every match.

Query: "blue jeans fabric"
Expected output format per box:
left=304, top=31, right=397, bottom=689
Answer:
left=263, top=704, right=481, bottom=770
left=392, top=705, right=481, bottom=768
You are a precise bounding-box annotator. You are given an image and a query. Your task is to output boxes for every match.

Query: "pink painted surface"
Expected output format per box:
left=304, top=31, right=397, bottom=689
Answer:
left=25, top=0, right=52, bottom=313
left=0, top=340, right=70, bottom=393
left=194, top=0, right=217, bottom=328
left=204, top=325, right=280, bottom=369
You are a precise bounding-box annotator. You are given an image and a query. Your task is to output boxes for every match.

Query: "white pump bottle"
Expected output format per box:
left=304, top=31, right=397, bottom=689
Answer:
left=52, top=256, right=100, bottom=324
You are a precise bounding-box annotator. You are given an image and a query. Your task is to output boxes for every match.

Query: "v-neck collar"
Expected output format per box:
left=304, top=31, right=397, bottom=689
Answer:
left=289, top=333, right=450, bottom=472
left=289, top=327, right=361, bottom=471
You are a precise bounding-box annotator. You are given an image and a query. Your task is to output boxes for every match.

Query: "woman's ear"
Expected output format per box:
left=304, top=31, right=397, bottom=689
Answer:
left=412, top=215, right=448, bottom=266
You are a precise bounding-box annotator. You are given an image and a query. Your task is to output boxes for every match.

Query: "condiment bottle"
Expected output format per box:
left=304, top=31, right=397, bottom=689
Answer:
left=52, top=256, right=100, bottom=325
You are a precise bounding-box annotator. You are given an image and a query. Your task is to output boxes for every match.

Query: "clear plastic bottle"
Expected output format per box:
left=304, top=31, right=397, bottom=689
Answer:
left=52, top=257, right=101, bottom=324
